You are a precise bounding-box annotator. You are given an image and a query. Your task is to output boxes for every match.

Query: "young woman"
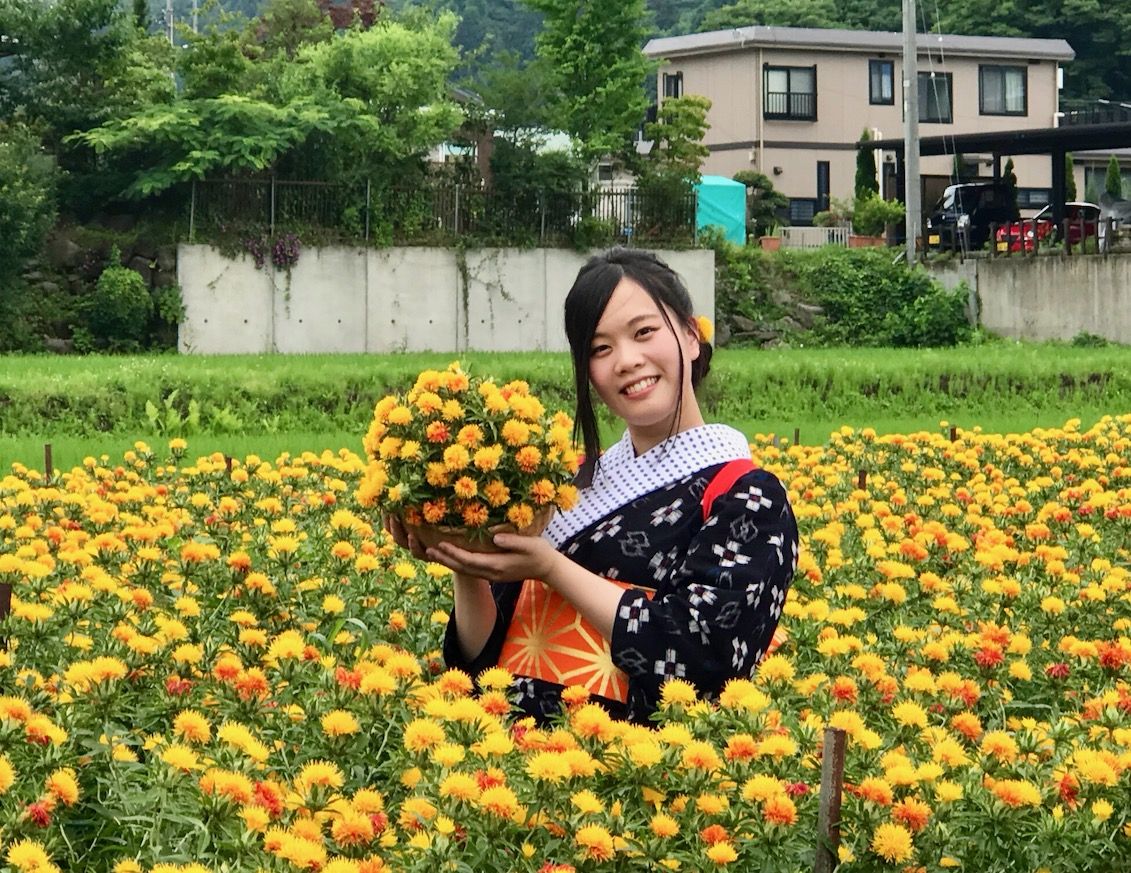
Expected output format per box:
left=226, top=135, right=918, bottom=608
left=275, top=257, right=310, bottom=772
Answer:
left=388, top=248, right=799, bottom=723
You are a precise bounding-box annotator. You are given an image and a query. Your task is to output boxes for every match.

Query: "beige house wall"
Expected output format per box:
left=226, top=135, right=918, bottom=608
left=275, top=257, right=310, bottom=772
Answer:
left=662, top=48, right=1062, bottom=205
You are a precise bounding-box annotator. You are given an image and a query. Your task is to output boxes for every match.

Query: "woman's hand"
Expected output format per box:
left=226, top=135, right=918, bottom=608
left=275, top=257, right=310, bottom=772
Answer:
left=382, top=513, right=429, bottom=561
left=426, top=533, right=562, bottom=583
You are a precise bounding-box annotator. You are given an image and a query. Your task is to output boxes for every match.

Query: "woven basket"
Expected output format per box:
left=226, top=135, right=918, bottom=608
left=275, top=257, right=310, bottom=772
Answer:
left=401, top=506, right=555, bottom=554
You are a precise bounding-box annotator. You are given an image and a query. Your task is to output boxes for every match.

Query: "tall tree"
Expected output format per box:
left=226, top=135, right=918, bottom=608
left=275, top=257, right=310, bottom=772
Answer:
left=1105, top=155, right=1123, bottom=199
left=1002, top=157, right=1018, bottom=210
left=520, top=0, right=653, bottom=163
left=855, top=128, right=878, bottom=201
left=643, top=94, right=711, bottom=181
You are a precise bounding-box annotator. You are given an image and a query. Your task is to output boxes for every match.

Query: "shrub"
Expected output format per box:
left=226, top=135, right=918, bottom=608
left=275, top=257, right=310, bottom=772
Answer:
left=732, top=170, right=788, bottom=238
left=788, top=248, right=972, bottom=347
left=88, top=247, right=153, bottom=347
left=852, top=195, right=904, bottom=237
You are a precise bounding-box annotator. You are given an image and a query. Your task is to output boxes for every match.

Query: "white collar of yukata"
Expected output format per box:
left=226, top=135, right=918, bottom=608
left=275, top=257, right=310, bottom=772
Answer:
left=543, top=424, right=753, bottom=548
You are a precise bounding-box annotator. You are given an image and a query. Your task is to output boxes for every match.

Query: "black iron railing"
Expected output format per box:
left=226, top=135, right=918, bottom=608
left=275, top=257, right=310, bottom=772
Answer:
left=188, top=179, right=698, bottom=246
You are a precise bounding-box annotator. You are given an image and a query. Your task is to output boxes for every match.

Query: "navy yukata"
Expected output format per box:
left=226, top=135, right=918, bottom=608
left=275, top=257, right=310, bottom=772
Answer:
left=443, top=424, right=800, bottom=723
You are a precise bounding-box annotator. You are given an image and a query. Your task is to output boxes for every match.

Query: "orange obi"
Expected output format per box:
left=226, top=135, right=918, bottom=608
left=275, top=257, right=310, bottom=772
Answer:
left=498, top=579, right=788, bottom=705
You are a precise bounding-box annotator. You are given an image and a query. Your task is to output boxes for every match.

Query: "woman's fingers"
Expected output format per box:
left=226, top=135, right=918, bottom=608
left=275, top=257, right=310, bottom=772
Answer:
left=384, top=514, right=429, bottom=560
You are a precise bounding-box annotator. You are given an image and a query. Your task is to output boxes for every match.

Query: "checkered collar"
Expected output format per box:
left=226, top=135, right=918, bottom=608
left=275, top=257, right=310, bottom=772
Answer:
left=543, top=424, right=752, bottom=548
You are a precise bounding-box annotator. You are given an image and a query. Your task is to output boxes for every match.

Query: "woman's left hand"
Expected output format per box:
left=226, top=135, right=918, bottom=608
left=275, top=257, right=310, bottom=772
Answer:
left=426, top=533, right=561, bottom=583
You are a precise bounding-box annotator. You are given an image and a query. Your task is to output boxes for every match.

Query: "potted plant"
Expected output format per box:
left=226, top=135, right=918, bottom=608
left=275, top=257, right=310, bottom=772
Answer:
left=851, top=195, right=905, bottom=247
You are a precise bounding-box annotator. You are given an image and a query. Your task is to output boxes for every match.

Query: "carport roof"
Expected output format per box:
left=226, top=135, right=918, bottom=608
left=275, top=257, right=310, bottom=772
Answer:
left=864, top=122, right=1131, bottom=156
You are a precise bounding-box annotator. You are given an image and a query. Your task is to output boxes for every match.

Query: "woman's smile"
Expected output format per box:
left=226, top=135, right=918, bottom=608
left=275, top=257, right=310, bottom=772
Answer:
left=622, top=375, right=659, bottom=397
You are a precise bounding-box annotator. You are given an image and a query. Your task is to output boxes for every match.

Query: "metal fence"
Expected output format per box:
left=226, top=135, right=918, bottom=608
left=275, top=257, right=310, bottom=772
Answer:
left=189, top=178, right=699, bottom=247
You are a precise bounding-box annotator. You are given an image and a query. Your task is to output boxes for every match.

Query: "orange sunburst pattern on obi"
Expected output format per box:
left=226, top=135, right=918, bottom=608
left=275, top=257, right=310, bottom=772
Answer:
left=499, top=580, right=654, bottom=704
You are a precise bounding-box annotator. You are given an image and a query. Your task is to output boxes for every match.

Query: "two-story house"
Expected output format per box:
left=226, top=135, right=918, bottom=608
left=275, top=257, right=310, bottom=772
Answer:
left=644, top=26, right=1075, bottom=223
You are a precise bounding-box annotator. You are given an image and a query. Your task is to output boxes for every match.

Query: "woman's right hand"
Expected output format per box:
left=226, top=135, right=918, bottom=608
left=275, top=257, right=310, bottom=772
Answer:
left=383, top=513, right=429, bottom=561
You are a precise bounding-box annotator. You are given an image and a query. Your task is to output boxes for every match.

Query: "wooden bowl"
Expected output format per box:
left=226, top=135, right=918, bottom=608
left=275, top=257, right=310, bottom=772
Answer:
left=401, top=506, right=555, bottom=554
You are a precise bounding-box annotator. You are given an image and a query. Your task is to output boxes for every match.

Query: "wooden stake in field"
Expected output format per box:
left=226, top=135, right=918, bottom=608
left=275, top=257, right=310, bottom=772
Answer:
left=857, top=469, right=868, bottom=490
left=43, top=443, right=53, bottom=480
left=0, top=582, right=12, bottom=652
left=813, top=727, right=848, bottom=873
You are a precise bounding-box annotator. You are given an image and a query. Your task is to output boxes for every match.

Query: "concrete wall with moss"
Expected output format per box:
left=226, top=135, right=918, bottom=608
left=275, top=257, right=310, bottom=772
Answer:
left=177, top=245, right=715, bottom=355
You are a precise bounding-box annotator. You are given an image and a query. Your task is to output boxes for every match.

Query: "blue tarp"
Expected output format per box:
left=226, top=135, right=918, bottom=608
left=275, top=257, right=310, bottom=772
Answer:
left=695, top=175, right=747, bottom=244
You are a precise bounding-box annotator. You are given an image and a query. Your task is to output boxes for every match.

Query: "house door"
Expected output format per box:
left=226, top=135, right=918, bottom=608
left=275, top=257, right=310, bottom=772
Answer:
left=817, top=161, right=830, bottom=212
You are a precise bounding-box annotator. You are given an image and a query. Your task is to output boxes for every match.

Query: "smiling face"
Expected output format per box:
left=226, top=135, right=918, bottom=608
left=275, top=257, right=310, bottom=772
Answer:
left=587, top=277, right=704, bottom=455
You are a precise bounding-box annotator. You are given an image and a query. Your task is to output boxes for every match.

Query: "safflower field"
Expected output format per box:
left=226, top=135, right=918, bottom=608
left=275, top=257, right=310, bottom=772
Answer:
left=0, top=415, right=1129, bottom=873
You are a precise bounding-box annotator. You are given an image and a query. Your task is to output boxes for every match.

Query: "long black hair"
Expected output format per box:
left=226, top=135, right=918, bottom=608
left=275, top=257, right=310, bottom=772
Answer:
left=564, top=247, right=712, bottom=487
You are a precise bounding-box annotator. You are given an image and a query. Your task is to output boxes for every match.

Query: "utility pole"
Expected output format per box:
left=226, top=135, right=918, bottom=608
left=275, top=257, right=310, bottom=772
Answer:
left=192, top=0, right=198, bottom=34
left=902, top=0, right=920, bottom=263
left=165, top=0, right=174, bottom=45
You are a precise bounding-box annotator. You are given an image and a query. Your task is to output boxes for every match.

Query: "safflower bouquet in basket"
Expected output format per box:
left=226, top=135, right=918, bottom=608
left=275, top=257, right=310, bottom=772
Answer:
left=358, top=362, right=580, bottom=552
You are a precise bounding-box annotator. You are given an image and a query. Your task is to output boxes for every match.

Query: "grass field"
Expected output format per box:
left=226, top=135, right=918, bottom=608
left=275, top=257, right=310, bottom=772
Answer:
left=1, top=343, right=1128, bottom=470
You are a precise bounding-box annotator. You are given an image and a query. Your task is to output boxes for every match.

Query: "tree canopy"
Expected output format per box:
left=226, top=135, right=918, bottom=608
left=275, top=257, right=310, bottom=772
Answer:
left=520, top=0, right=653, bottom=163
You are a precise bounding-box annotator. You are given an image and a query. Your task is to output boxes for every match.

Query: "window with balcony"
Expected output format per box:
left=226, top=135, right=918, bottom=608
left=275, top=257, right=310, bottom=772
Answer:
left=663, top=72, right=683, bottom=99
left=980, top=65, right=1027, bottom=115
left=918, top=71, right=952, bottom=123
left=869, top=59, right=894, bottom=105
left=764, top=65, right=817, bottom=121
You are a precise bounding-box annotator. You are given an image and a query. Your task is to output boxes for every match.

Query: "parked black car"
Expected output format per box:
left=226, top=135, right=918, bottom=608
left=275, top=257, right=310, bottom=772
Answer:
left=925, top=182, right=1019, bottom=251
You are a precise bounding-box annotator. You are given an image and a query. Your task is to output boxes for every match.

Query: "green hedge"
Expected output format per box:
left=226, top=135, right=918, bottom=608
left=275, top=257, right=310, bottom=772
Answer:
left=1, top=348, right=1129, bottom=438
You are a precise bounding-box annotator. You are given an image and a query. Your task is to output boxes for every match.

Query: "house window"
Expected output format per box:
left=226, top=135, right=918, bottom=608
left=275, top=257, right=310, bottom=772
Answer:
left=663, top=72, right=683, bottom=99
left=1016, top=187, right=1051, bottom=209
left=980, top=65, right=1027, bottom=115
left=869, top=60, right=894, bottom=105
left=918, top=71, right=952, bottom=123
left=764, top=65, right=817, bottom=121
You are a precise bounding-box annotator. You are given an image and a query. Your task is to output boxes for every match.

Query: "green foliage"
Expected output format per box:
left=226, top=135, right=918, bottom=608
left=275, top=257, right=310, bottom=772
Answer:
left=73, top=96, right=336, bottom=197
left=2, top=349, right=1129, bottom=454
left=280, top=15, right=463, bottom=185
left=520, top=0, right=653, bottom=163
left=88, top=247, right=153, bottom=346
left=255, top=0, right=333, bottom=59
left=572, top=216, right=617, bottom=250
left=631, top=170, right=697, bottom=244
left=465, top=51, right=552, bottom=144
left=783, top=248, right=971, bottom=347
left=69, top=12, right=462, bottom=197
left=0, top=121, right=57, bottom=287
left=701, top=229, right=782, bottom=324
left=1066, top=153, right=1078, bottom=202
left=643, top=94, right=712, bottom=181
left=702, top=0, right=838, bottom=29
left=178, top=28, right=256, bottom=100
left=1106, top=156, right=1123, bottom=199
left=852, top=195, right=903, bottom=237
left=854, top=129, right=878, bottom=201
left=732, top=170, right=788, bottom=238
left=1071, top=331, right=1109, bottom=347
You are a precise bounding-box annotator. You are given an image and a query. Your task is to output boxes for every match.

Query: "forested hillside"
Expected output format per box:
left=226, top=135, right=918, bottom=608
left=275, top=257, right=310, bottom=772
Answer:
left=142, top=0, right=1126, bottom=99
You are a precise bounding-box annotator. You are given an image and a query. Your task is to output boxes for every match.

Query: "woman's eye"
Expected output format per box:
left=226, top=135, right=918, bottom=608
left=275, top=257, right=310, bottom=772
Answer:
left=590, top=344, right=610, bottom=356
left=636, top=326, right=657, bottom=339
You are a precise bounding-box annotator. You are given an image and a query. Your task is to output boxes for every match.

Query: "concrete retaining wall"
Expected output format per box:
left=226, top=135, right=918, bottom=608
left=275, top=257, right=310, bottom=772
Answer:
left=926, top=254, right=1131, bottom=343
left=178, top=246, right=715, bottom=354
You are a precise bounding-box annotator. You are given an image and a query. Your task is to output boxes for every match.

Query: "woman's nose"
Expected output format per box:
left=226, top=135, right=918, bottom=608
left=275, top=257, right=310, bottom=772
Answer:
left=613, top=344, right=644, bottom=374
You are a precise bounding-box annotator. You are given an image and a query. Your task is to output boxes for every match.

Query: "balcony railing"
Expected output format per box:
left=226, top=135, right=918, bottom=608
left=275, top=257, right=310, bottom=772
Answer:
left=765, top=91, right=816, bottom=121
left=1059, top=100, right=1131, bottom=126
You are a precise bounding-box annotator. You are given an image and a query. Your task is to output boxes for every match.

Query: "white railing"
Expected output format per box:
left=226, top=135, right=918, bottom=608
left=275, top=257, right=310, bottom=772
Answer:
left=780, top=226, right=850, bottom=248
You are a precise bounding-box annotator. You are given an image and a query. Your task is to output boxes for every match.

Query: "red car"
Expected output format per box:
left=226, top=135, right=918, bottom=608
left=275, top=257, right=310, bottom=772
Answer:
left=995, top=202, right=1100, bottom=252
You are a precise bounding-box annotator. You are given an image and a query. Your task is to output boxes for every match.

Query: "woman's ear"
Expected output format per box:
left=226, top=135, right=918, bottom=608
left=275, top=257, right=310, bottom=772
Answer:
left=684, top=318, right=702, bottom=361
